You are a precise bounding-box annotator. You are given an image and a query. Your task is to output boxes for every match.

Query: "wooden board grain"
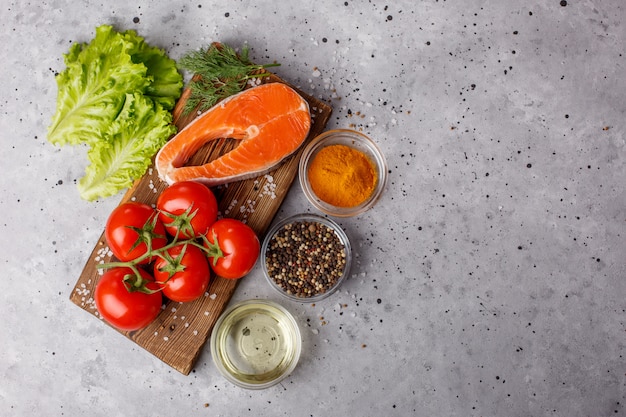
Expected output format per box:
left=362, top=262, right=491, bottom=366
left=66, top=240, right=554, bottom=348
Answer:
left=69, top=72, right=332, bottom=375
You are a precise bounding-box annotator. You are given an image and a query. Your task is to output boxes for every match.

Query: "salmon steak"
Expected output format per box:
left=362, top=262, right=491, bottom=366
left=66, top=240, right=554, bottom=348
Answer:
left=155, top=82, right=311, bottom=186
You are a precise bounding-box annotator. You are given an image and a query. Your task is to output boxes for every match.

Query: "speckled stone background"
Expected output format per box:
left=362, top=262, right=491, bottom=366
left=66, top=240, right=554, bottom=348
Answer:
left=1, top=1, right=624, bottom=416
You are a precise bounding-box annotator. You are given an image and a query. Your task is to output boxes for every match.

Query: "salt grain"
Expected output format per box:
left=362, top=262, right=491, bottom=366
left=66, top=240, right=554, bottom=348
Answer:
left=225, top=199, right=238, bottom=215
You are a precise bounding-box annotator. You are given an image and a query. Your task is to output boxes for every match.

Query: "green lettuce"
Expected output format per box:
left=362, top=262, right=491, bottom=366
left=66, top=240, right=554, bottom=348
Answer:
left=78, top=93, right=176, bottom=201
left=47, top=24, right=183, bottom=200
left=131, top=40, right=184, bottom=111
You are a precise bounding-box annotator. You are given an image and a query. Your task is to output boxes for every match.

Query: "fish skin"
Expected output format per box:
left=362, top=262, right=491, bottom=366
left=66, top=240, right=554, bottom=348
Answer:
left=155, top=83, right=311, bottom=186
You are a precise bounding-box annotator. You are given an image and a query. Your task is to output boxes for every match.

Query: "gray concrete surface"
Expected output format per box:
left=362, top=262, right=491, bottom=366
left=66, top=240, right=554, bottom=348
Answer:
left=1, top=1, right=624, bottom=416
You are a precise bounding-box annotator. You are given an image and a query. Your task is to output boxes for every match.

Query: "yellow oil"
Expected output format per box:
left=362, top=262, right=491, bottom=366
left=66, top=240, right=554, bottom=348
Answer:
left=212, top=301, right=300, bottom=387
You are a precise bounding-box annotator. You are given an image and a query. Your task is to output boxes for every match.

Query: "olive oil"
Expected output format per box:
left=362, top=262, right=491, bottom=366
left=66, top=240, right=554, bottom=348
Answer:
left=211, top=300, right=301, bottom=389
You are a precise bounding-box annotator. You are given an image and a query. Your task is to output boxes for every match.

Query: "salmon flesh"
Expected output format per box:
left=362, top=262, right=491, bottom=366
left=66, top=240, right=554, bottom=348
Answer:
left=155, top=82, right=311, bottom=186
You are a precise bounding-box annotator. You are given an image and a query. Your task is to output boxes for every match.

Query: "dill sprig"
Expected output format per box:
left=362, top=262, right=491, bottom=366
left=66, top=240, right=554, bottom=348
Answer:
left=177, top=43, right=280, bottom=115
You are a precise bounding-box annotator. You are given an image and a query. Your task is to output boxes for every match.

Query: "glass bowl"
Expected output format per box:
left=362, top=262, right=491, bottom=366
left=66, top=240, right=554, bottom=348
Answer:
left=261, top=213, right=352, bottom=303
left=210, top=299, right=302, bottom=389
left=299, top=129, right=387, bottom=217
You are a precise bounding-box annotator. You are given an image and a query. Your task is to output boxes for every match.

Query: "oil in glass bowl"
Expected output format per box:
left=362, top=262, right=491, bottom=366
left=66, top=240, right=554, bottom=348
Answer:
left=210, top=299, right=301, bottom=389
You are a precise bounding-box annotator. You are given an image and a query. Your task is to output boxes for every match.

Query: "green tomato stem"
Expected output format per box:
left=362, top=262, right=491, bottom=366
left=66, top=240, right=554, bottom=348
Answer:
left=198, top=233, right=224, bottom=266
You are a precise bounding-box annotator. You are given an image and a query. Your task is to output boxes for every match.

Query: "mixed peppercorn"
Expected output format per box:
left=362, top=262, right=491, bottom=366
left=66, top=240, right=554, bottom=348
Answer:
left=265, top=220, right=347, bottom=298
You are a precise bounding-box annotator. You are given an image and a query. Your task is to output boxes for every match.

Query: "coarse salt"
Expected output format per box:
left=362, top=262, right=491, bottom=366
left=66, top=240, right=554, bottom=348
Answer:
left=225, top=199, right=238, bottom=215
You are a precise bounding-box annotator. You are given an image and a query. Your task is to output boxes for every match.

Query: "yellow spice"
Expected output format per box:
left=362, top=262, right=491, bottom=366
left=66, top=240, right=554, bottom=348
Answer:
left=307, top=144, right=377, bottom=208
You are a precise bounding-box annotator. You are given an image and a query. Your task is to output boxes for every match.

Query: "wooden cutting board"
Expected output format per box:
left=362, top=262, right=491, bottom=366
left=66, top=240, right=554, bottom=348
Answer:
left=69, top=72, right=332, bottom=375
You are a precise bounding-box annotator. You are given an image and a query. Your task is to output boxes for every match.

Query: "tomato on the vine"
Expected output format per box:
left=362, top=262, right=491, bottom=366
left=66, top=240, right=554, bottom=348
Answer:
left=156, top=181, right=218, bottom=239
left=105, top=202, right=167, bottom=263
left=153, top=243, right=211, bottom=302
left=204, top=218, right=260, bottom=279
left=94, top=267, right=162, bottom=331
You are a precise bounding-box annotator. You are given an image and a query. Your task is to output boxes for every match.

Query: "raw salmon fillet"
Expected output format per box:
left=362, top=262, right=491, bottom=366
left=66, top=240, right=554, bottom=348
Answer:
left=155, top=82, right=311, bottom=186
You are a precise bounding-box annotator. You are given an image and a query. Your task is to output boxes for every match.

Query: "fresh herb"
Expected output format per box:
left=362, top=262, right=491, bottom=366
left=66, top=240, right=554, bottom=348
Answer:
left=177, top=43, right=280, bottom=115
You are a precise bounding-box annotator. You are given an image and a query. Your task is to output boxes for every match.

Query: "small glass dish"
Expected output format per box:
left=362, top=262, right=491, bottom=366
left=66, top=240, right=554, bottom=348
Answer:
left=261, top=213, right=352, bottom=303
left=299, top=129, right=387, bottom=217
left=210, top=299, right=302, bottom=389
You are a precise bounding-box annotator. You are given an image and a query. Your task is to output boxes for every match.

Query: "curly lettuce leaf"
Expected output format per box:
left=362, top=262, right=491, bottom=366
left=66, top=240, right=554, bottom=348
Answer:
left=47, top=24, right=183, bottom=200
left=77, top=93, right=176, bottom=201
left=128, top=33, right=184, bottom=110
left=47, top=25, right=149, bottom=146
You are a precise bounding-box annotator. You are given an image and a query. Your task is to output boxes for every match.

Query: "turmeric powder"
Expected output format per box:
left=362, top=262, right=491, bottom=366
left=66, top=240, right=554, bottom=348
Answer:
left=307, top=144, right=377, bottom=207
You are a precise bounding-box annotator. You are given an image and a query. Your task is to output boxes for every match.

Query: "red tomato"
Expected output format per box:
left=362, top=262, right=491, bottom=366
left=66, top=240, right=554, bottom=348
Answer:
left=94, top=267, right=162, bottom=331
left=105, top=202, right=167, bottom=263
left=153, top=243, right=211, bottom=302
left=157, top=181, right=218, bottom=239
left=204, top=218, right=260, bottom=279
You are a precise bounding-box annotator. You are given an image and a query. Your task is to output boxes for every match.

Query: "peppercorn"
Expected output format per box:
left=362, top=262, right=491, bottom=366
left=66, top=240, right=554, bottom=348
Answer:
left=265, top=220, right=347, bottom=298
